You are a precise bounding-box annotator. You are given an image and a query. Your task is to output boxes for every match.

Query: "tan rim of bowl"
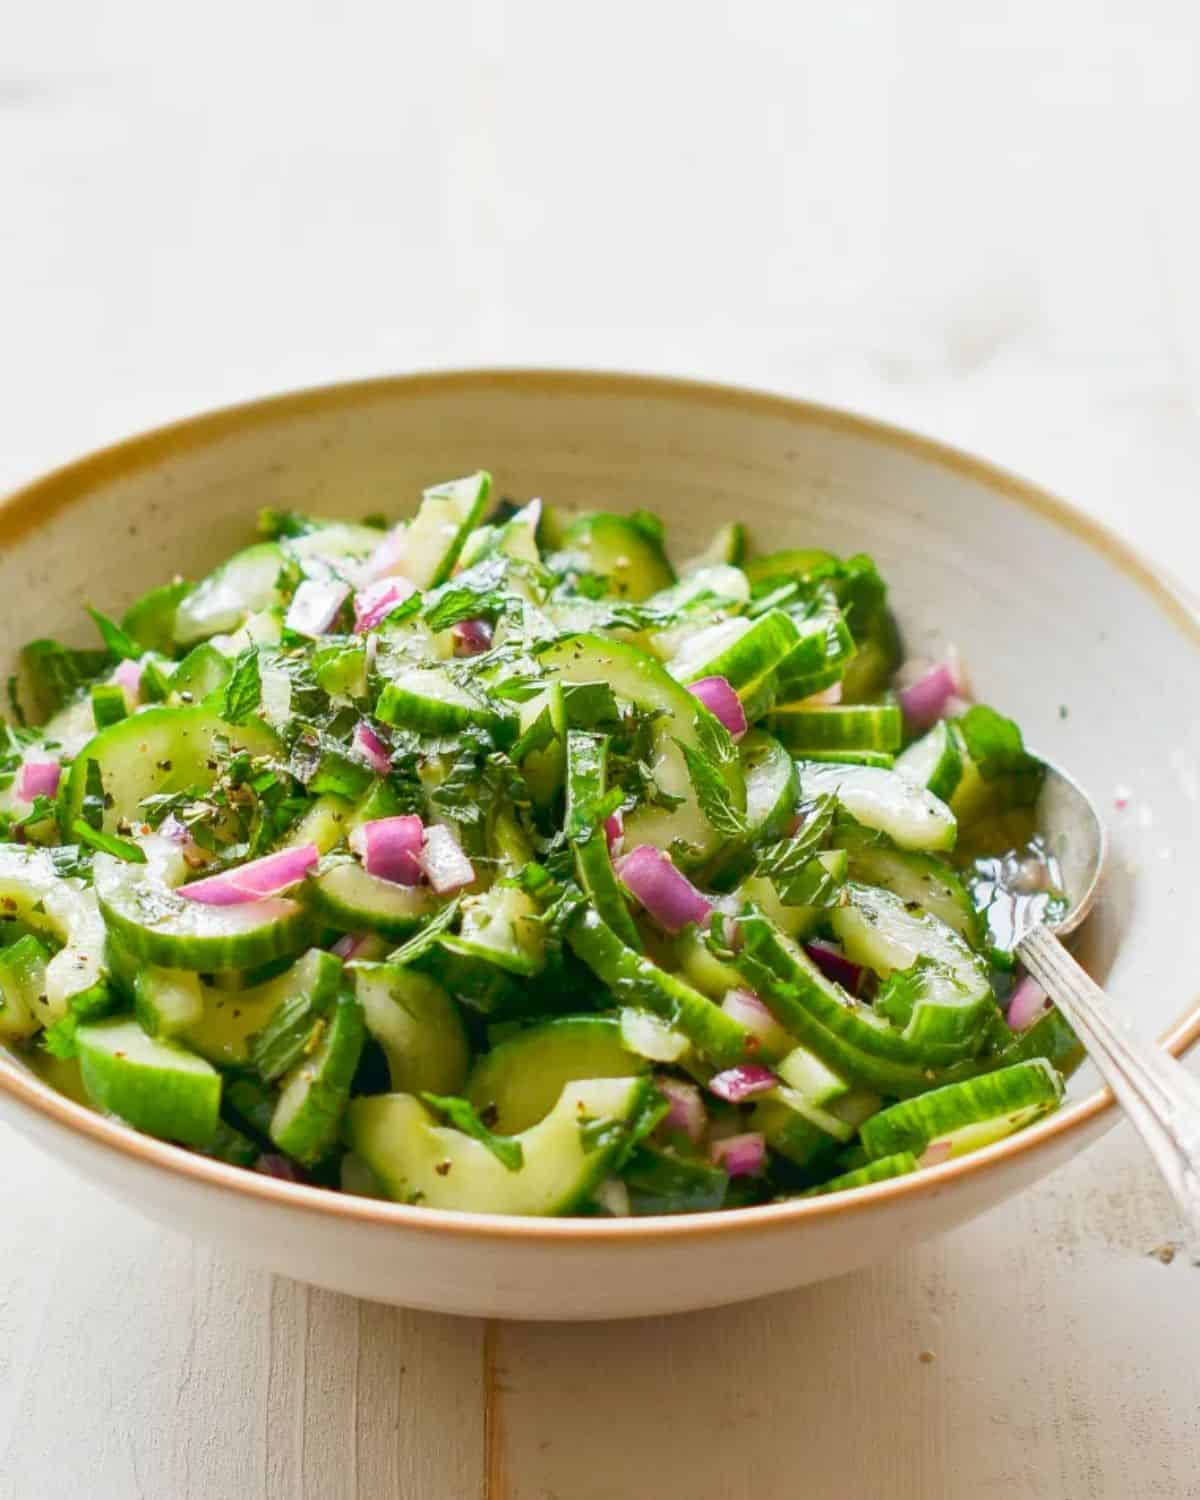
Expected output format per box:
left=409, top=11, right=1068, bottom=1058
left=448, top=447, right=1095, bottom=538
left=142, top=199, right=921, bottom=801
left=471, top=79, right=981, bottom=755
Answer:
left=2, top=368, right=1197, bottom=1244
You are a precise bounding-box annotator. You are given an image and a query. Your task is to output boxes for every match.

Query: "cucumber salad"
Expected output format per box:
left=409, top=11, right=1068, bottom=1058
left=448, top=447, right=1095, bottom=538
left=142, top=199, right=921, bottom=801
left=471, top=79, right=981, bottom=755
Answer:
left=0, top=474, right=1081, bottom=1216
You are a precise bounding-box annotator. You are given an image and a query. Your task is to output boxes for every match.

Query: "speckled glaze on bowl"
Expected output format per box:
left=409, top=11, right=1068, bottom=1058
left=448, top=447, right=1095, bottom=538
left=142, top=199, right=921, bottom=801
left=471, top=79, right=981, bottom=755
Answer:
left=1, top=370, right=1197, bottom=1320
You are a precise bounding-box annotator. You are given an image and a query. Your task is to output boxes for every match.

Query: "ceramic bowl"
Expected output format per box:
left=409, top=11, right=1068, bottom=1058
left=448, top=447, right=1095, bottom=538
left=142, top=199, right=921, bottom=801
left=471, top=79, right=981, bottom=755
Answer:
left=1, top=371, right=1196, bottom=1320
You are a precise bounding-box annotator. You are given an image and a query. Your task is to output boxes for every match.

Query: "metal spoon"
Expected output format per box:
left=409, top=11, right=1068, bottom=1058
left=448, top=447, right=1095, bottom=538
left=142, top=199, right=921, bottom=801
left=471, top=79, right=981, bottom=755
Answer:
left=1019, top=759, right=1200, bottom=1246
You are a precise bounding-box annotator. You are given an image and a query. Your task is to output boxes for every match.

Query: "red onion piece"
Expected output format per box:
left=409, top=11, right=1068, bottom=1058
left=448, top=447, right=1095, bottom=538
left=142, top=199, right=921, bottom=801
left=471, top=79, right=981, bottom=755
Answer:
left=112, top=658, right=143, bottom=702
left=332, top=932, right=369, bottom=959
left=353, top=576, right=416, bottom=634
left=285, top=579, right=350, bottom=638
left=419, top=824, right=476, bottom=894
left=180, top=843, right=319, bottom=905
left=255, top=1153, right=308, bottom=1183
left=1006, top=975, right=1051, bottom=1033
left=721, top=988, right=789, bottom=1051
left=360, top=524, right=408, bottom=583
left=17, top=760, right=60, bottom=802
left=616, top=845, right=712, bottom=934
left=687, top=676, right=748, bottom=739
left=804, top=940, right=864, bottom=995
left=452, top=619, right=493, bottom=657
left=604, top=810, right=624, bottom=855
left=350, top=815, right=425, bottom=886
left=711, top=1131, right=767, bottom=1177
left=897, top=653, right=968, bottom=731
left=656, top=1077, right=706, bottom=1144
left=708, top=1064, right=778, bottom=1103
left=352, top=722, right=392, bottom=777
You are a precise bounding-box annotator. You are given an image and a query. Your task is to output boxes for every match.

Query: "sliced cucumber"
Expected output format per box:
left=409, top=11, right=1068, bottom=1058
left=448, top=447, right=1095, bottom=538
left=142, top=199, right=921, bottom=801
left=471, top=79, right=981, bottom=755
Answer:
left=744, top=548, right=837, bottom=586
left=798, top=760, right=956, bottom=853
left=304, top=859, right=439, bottom=938
left=348, top=1074, right=652, bottom=1215
left=134, top=967, right=204, bottom=1038
left=537, top=635, right=745, bottom=864
left=465, top=1015, right=644, bottom=1133
left=704, top=729, right=797, bottom=886
left=566, top=730, right=641, bottom=948
left=284, top=793, right=354, bottom=855
left=843, top=845, right=982, bottom=948
left=800, top=749, right=895, bottom=769
left=673, top=926, right=745, bottom=1001
left=799, top=1151, right=918, bottom=1196
left=776, top=1044, right=852, bottom=1106
left=174, top=542, right=284, bottom=645
left=679, top=521, right=747, bottom=574
left=352, top=962, right=468, bottom=1095
left=566, top=907, right=762, bottom=1069
left=0, top=934, right=51, bottom=1042
left=182, top=948, right=339, bottom=1067
left=561, top=513, right=675, bottom=600
left=169, top=643, right=231, bottom=704
left=831, top=884, right=995, bottom=1062
left=859, top=1059, right=1064, bottom=1163
left=895, top=720, right=963, bottom=802
left=376, top=666, right=511, bottom=738
left=121, top=580, right=192, bottom=656
left=269, top=992, right=366, bottom=1165
left=518, top=682, right=566, bottom=810
left=95, top=842, right=313, bottom=971
left=768, top=701, right=902, bottom=753
left=621, top=1145, right=728, bottom=1214
left=730, top=856, right=847, bottom=941
left=76, top=1017, right=221, bottom=1147
left=618, top=1006, right=690, bottom=1063
left=401, top=472, right=492, bottom=589
left=752, top=1085, right=879, bottom=1168
left=63, top=706, right=278, bottom=833
left=0, top=847, right=107, bottom=1024
left=443, top=884, right=546, bottom=977
left=285, top=521, right=386, bottom=579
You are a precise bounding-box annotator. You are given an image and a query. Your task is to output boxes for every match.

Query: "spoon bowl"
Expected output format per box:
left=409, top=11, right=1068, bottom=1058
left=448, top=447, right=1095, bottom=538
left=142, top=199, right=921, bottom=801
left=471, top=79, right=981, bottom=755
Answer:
left=1034, top=758, right=1108, bottom=939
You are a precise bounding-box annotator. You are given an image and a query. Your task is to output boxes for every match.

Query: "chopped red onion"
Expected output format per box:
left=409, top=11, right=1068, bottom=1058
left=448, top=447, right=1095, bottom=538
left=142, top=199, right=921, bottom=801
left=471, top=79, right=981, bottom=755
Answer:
left=656, top=1077, right=706, bottom=1144
left=708, top=1064, right=778, bottom=1103
left=255, top=1153, right=308, bottom=1183
left=616, top=845, right=712, bottom=934
left=352, top=721, right=392, bottom=777
left=17, top=760, right=60, bottom=802
left=687, top=676, right=748, bottom=739
left=452, top=619, right=493, bottom=656
left=805, top=940, right=864, bottom=995
left=112, top=658, right=143, bottom=702
left=180, top=843, right=319, bottom=905
left=360, top=524, right=408, bottom=583
left=419, top=823, right=476, bottom=894
left=721, top=989, right=789, bottom=1052
left=1006, top=975, right=1051, bottom=1033
left=285, top=579, right=350, bottom=638
left=350, top=814, right=425, bottom=886
left=332, top=932, right=370, bottom=960
left=711, top=1131, right=767, bottom=1177
left=897, top=651, right=968, bottom=731
left=353, top=576, right=416, bottom=633
left=604, top=809, right=624, bottom=855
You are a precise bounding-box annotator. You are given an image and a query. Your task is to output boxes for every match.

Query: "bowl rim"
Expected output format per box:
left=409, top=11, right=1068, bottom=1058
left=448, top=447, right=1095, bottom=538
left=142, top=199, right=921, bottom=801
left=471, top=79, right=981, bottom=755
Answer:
left=2, top=365, right=1198, bottom=1244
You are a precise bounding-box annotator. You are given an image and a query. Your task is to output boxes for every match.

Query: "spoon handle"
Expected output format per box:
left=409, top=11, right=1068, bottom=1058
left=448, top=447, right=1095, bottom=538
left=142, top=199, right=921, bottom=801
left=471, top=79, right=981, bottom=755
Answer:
left=1018, top=923, right=1200, bottom=1252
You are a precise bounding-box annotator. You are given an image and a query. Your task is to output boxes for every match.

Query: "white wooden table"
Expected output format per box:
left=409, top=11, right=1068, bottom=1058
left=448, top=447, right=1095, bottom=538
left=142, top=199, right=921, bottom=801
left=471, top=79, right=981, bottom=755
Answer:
left=4, top=6, right=1200, bottom=1495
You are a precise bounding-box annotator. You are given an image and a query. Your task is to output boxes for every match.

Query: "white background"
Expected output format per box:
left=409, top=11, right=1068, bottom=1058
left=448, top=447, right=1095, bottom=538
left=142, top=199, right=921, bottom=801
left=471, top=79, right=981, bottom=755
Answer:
left=3, top=5, right=1200, bottom=1497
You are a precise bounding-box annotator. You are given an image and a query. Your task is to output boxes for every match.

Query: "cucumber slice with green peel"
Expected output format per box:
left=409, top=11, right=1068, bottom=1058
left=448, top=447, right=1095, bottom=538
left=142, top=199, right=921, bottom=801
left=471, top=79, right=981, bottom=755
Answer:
left=674, top=926, right=746, bottom=1001
left=0, top=934, right=52, bottom=1041
left=169, top=643, right=231, bottom=705
left=799, top=1151, right=918, bottom=1196
left=668, top=611, right=813, bottom=720
left=620, top=1145, right=728, bottom=1214
left=768, top=701, right=902, bottom=753
left=843, top=845, right=983, bottom=948
left=90, top=682, right=127, bottom=729
left=536, top=635, right=746, bottom=864
left=181, top=948, right=341, bottom=1067
left=800, top=749, right=895, bottom=769
left=488, top=500, right=542, bottom=566
left=679, top=521, right=747, bottom=574
left=838, top=611, right=902, bottom=703
left=465, top=1015, right=644, bottom=1133
left=268, top=992, right=366, bottom=1165
left=752, top=1085, right=879, bottom=1168
left=994, top=1006, right=1084, bottom=1076
left=566, top=730, right=642, bottom=948
left=348, top=1074, right=653, bottom=1215
left=283, top=794, right=354, bottom=855
left=444, top=884, right=546, bottom=977
left=352, top=963, right=469, bottom=1095
left=76, top=1018, right=221, bottom=1148
left=618, top=1006, right=691, bottom=1062
left=566, top=907, right=764, bottom=1069
left=63, top=706, right=279, bottom=833
left=560, top=513, right=675, bottom=600
left=517, top=682, right=566, bottom=809
left=311, top=640, right=368, bottom=702
left=174, top=542, right=284, bottom=645
left=704, top=730, right=797, bottom=887
left=859, top=1059, right=1064, bottom=1163
left=744, top=548, right=838, bottom=586
left=134, top=967, right=204, bottom=1038
left=284, top=521, right=387, bottom=578
left=730, top=858, right=846, bottom=942
left=400, top=472, right=492, bottom=589
left=895, top=720, right=963, bottom=802
left=0, top=847, right=108, bottom=1024
left=95, top=844, right=314, bottom=971
left=303, top=860, right=440, bottom=939
left=831, top=883, right=995, bottom=1061
left=798, top=761, right=957, bottom=853
left=376, top=666, right=511, bottom=738
left=122, top=580, right=192, bottom=656
left=776, top=1044, right=852, bottom=1107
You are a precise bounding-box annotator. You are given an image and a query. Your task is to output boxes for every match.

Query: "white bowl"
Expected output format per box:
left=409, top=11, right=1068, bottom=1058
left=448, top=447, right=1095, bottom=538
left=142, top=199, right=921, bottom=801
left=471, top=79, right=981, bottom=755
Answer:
left=1, top=370, right=1196, bottom=1319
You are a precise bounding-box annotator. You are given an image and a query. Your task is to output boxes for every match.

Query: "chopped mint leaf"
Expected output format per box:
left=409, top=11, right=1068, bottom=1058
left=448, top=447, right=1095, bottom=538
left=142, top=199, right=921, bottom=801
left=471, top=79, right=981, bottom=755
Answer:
left=6, top=676, right=26, bottom=728
left=511, top=704, right=557, bottom=762
left=71, top=819, right=147, bottom=862
left=956, top=705, right=1043, bottom=801
left=675, top=738, right=744, bottom=836
left=80, top=759, right=106, bottom=833
left=388, top=898, right=462, bottom=966
left=561, top=681, right=620, bottom=730
left=85, top=606, right=141, bottom=661
left=757, top=850, right=843, bottom=907
left=219, top=646, right=263, bottom=725
left=251, top=989, right=331, bottom=1083
left=257, top=508, right=319, bottom=539
left=692, top=708, right=737, bottom=767
left=40, top=981, right=118, bottom=1059
left=419, top=1092, right=524, bottom=1170
left=20, top=639, right=110, bottom=719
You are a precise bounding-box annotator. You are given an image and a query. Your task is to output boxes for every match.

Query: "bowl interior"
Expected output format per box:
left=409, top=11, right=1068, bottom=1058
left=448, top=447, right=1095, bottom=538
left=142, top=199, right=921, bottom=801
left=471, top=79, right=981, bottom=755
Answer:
left=3, top=370, right=1197, bottom=1111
